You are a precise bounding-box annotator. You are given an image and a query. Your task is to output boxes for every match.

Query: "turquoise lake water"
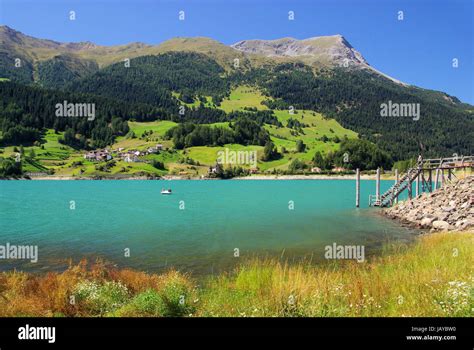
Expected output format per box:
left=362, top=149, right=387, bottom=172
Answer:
left=0, top=180, right=419, bottom=275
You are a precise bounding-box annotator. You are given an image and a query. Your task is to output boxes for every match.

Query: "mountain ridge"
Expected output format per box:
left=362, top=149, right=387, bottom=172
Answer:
left=0, top=25, right=370, bottom=69
left=231, top=35, right=367, bottom=64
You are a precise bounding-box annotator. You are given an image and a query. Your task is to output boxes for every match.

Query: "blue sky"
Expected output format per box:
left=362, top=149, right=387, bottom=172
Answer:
left=1, top=0, right=473, bottom=103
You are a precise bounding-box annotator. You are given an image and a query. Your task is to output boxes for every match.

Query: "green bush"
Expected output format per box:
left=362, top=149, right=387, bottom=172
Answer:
left=0, top=157, right=22, bottom=177
left=116, top=278, right=195, bottom=317
left=159, top=279, right=195, bottom=317
left=152, top=160, right=165, bottom=170
left=117, top=290, right=165, bottom=316
left=288, top=159, right=307, bottom=173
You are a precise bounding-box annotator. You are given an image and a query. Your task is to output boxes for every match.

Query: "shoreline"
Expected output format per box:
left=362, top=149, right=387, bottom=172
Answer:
left=4, top=174, right=396, bottom=181
left=0, top=231, right=471, bottom=317
left=232, top=174, right=388, bottom=180
left=382, top=176, right=473, bottom=232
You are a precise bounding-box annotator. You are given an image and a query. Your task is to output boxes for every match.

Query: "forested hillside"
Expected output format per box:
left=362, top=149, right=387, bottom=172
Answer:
left=38, top=54, right=99, bottom=89
left=1, top=26, right=473, bottom=174
left=0, top=81, right=157, bottom=148
left=68, top=52, right=230, bottom=107
left=242, top=64, right=473, bottom=159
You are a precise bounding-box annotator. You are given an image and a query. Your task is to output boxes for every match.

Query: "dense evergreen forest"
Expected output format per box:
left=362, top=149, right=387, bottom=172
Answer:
left=0, top=81, right=157, bottom=148
left=67, top=53, right=230, bottom=107
left=313, top=138, right=393, bottom=171
left=246, top=64, right=473, bottom=160
left=165, top=117, right=270, bottom=149
left=38, top=54, right=99, bottom=89
left=0, top=52, right=34, bottom=84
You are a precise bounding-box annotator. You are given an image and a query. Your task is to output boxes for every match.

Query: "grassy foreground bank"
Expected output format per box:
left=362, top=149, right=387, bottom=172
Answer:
left=0, top=231, right=472, bottom=317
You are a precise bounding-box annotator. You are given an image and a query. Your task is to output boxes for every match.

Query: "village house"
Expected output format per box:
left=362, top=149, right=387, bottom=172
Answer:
left=84, top=152, right=96, bottom=161
left=209, top=163, right=223, bottom=174
left=311, top=167, right=322, bottom=173
left=84, top=150, right=112, bottom=162
left=147, top=144, right=164, bottom=154
left=119, top=149, right=144, bottom=163
left=123, top=154, right=139, bottom=163
left=124, top=150, right=138, bottom=156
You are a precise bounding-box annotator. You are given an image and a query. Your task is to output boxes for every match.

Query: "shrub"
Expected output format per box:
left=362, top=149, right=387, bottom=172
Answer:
left=0, top=157, right=22, bottom=177
left=288, top=159, right=307, bottom=173
left=117, top=290, right=165, bottom=316
left=152, top=160, right=165, bottom=170
left=125, top=130, right=136, bottom=139
left=262, top=141, right=280, bottom=161
left=74, top=280, right=129, bottom=315
left=295, top=140, right=306, bottom=153
left=159, top=278, right=194, bottom=316
left=116, top=272, right=195, bottom=317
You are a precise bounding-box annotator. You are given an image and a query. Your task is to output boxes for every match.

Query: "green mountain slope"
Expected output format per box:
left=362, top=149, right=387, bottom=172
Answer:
left=37, top=54, right=99, bottom=89
left=250, top=64, right=473, bottom=159
left=1, top=25, right=473, bottom=165
left=67, top=52, right=229, bottom=106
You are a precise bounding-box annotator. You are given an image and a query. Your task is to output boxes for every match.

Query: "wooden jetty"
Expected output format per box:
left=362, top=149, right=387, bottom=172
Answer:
left=355, top=156, right=473, bottom=208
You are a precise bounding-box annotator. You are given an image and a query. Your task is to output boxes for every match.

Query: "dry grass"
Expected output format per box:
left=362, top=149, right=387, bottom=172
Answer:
left=0, top=232, right=472, bottom=317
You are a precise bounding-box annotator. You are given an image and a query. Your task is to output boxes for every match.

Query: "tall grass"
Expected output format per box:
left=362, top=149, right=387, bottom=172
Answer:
left=0, top=231, right=472, bottom=317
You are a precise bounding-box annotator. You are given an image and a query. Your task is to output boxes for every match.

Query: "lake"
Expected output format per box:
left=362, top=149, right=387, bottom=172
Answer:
left=0, top=179, right=419, bottom=275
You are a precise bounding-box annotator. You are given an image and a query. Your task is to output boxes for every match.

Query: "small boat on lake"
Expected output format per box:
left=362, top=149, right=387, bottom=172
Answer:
left=161, top=188, right=172, bottom=195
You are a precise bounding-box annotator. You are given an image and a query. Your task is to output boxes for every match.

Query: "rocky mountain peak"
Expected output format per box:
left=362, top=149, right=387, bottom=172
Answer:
left=231, top=35, right=368, bottom=67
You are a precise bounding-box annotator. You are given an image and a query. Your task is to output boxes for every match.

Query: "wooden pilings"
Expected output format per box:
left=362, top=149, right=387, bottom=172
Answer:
left=356, top=168, right=360, bottom=208
left=394, top=169, right=399, bottom=204
left=407, top=168, right=412, bottom=200
left=415, top=173, right=420, bottom=197
left=376, top=168, right=380, bottom=203
left=369, top=155, right=473, bottom=208
left=429, top=169, right=433, bottom=192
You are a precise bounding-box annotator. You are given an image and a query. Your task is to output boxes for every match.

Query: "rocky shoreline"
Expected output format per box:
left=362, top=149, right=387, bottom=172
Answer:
left=384, top=176, right=474, bottom=232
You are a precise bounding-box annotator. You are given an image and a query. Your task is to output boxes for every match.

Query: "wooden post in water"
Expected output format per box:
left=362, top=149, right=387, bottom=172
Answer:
left=434, top=169, right=439, bottom=190
left=428, top=169, right=433, bottom=192
left=394, top=169, right=399, bottom=204
left=421, top=170, right=425, bottom=191
left=376, top=168, right=380, bottom=204
left=415, top=174, right=420, bottom=197
left=408, top=176, right=412, bottom=200
left=356, top=168, right=360, bottom=208
left=440, top=169, right=444, bottom=188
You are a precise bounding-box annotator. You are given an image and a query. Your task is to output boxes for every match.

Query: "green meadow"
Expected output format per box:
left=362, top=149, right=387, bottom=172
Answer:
left=128, top=120, right=178, bottom=137
left=219, top=85, right=269, bottom=112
